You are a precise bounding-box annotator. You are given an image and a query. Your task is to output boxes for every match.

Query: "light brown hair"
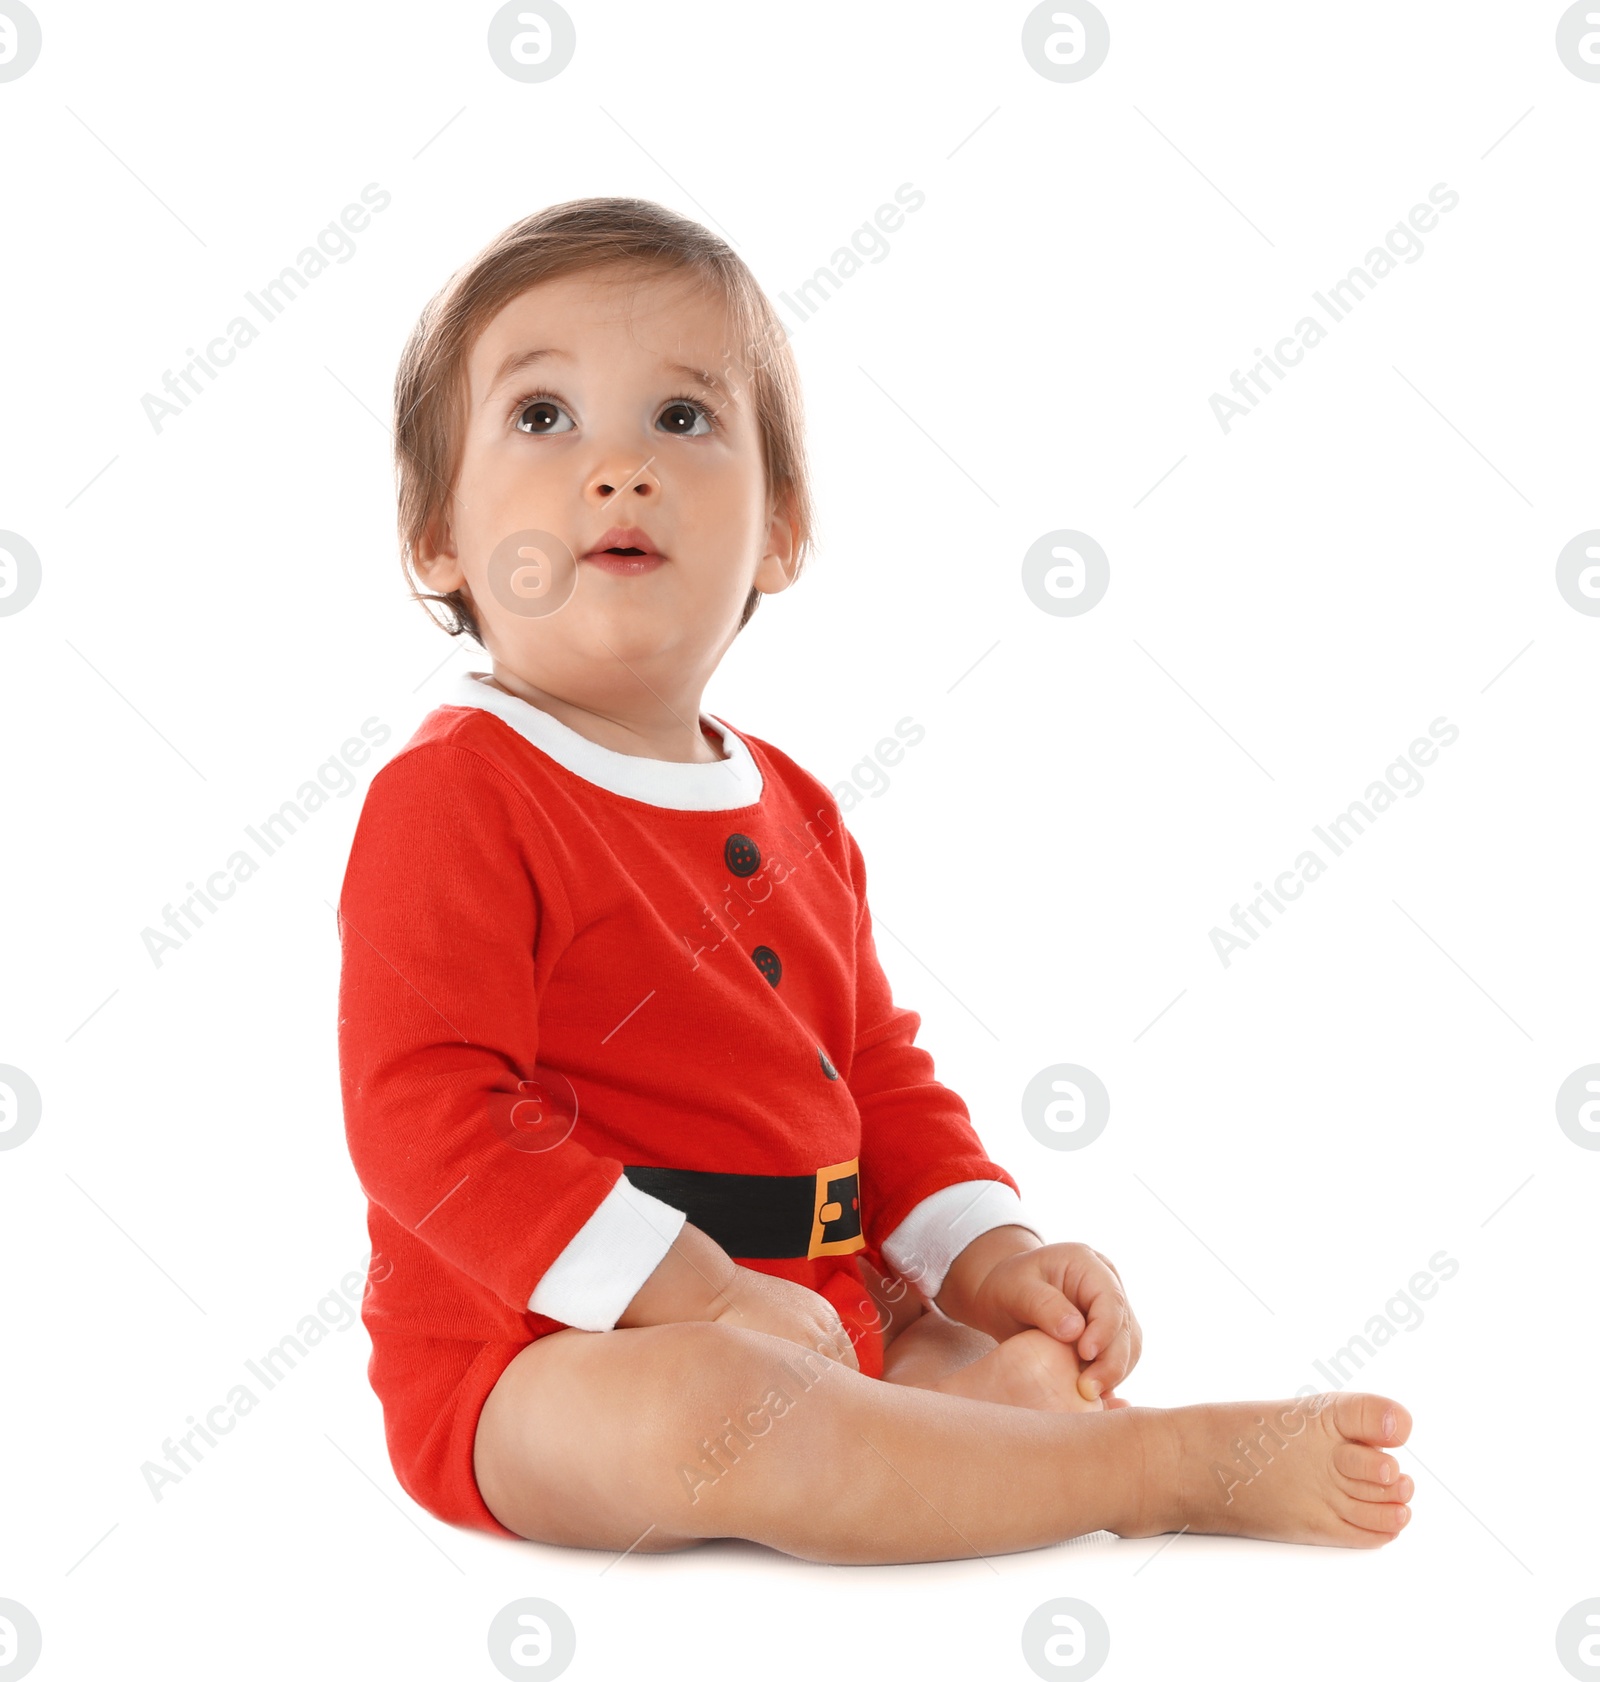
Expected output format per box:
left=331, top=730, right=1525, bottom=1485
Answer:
left=393, top=196, right=815, bottom=645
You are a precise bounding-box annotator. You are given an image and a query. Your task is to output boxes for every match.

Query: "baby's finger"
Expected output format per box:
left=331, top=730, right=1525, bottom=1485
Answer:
left=1076, top=1315, right=1132, bottom=1399
left=1123, top=1313, right=1144, bottom=1379
left=1008, top=1276, right=1086, bottom=1342
left=1077, top=1347, right=1127, bottom=1401
left=1074, top=1288, right=1128, bottom=1366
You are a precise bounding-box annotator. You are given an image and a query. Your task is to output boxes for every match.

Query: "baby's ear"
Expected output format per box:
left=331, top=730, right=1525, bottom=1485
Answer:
left=412, top=512, right=462, bottom=588
left=756, top=497, right=800, bottom=593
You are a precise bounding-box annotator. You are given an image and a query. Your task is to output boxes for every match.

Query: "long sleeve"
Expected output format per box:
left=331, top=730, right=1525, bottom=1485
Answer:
left=842, top=823, right=1043, bottom=1295
left=337, top=741, right=683, bottom=1329
left=880, top=1178, right=1043, bottom=1299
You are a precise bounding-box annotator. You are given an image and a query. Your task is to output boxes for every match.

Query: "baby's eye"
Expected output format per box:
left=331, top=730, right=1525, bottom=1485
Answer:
left=658, top=399, right=714, bottom=437
left=513, top=396, right=574, bottom=435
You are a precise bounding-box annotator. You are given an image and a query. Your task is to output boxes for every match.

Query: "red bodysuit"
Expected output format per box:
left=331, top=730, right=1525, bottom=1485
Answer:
left=337, top=672, right=1039, bottom=1537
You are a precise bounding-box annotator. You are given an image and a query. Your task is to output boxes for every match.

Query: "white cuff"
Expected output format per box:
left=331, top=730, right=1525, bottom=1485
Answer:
left=879, top=1179, right=1043, bottom=1300
left=526, top=1175, right=688, bottom=1331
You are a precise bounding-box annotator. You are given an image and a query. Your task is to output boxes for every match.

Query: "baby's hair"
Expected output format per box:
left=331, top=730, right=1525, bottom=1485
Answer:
left=393, top=195, right=815, bottom=645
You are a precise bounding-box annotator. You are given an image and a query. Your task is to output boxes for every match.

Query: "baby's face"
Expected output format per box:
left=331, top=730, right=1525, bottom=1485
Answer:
left=421, top=266, right=795, bottom=705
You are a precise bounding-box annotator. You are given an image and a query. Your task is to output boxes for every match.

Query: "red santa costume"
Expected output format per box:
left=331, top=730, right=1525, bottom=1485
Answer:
left=337, top=671, right=1041, bottom=1537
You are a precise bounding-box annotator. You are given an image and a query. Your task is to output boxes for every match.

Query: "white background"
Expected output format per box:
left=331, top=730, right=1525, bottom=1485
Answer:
left=2, top=2, right=1596, bottom=1678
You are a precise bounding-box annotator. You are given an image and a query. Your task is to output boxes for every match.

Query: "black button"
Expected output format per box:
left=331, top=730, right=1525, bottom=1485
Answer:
left=724, top=833, right=761, bottom=877
left=751, top=945, right=782, bottom=986
left=818, top=1047, right=838, bottom=1080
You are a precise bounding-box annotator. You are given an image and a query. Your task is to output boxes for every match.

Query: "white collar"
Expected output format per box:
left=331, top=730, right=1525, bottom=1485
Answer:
left=443, top=671, right=764, bottom=811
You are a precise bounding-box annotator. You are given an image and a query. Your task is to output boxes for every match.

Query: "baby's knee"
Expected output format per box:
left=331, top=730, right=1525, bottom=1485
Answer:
left=640, top=1318, right=845, bottom=1406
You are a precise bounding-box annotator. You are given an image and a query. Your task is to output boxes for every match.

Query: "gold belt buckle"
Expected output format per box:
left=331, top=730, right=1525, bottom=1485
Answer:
left=807, top=1156, right=865, bottom=1259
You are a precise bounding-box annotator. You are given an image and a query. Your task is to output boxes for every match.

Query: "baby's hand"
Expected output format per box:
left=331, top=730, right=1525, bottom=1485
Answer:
left=971, top=1242, right=1141, bottom=1402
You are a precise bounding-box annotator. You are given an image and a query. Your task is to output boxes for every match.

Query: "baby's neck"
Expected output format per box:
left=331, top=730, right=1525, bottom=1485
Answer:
left=483, top=670, right=726, bottom=765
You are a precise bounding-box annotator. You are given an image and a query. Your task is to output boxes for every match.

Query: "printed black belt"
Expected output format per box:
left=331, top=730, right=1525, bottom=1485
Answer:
left=621, top=1156, right=864, bottom=1260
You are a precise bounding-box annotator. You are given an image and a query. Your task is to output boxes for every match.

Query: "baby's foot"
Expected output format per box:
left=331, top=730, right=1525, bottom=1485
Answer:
left=931, top=1328, right=1106, bottom=1413
left=1128, top=1390, right=1414, bottom=1547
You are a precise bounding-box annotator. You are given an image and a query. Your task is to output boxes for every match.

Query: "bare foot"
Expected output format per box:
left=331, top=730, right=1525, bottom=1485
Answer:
left=930, top=1328, right=1106, bottom=1414
left=1127, top=1390, right=1415, bottom=1547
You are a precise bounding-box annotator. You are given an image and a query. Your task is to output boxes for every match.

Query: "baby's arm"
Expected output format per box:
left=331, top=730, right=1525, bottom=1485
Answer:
left=342, top=747, right=868, bottom=1369
left=840, top=828, right=1041, bottom=1274
left=834, top=816, right=1141, bottom=1398
left=342, top=744, right=721, bottom=1334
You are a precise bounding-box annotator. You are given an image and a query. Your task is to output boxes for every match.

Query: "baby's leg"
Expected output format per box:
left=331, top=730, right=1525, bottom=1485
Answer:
left=472, top=1321, right=1414, bottom=1564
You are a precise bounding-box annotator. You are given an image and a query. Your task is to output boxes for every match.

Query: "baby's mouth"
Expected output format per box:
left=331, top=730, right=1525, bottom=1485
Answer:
left=582, top=544, right=667, bottom=573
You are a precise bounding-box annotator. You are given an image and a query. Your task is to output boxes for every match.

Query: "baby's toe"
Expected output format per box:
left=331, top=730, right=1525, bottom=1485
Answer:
left=1330, top=1391, right=1411, bottom=1446
left=1340, top=1470, right=1415, bottom=1505
left=1339, top=1459, right=1413, bottom=1500
left=1337, top=1491, right=1411, bottom=1537
left=1333, top=1441, right=1400, bottom=1486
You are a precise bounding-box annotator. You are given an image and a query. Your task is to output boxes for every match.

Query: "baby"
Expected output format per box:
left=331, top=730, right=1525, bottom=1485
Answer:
left=336, top=196, right=1414, bottom=1565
